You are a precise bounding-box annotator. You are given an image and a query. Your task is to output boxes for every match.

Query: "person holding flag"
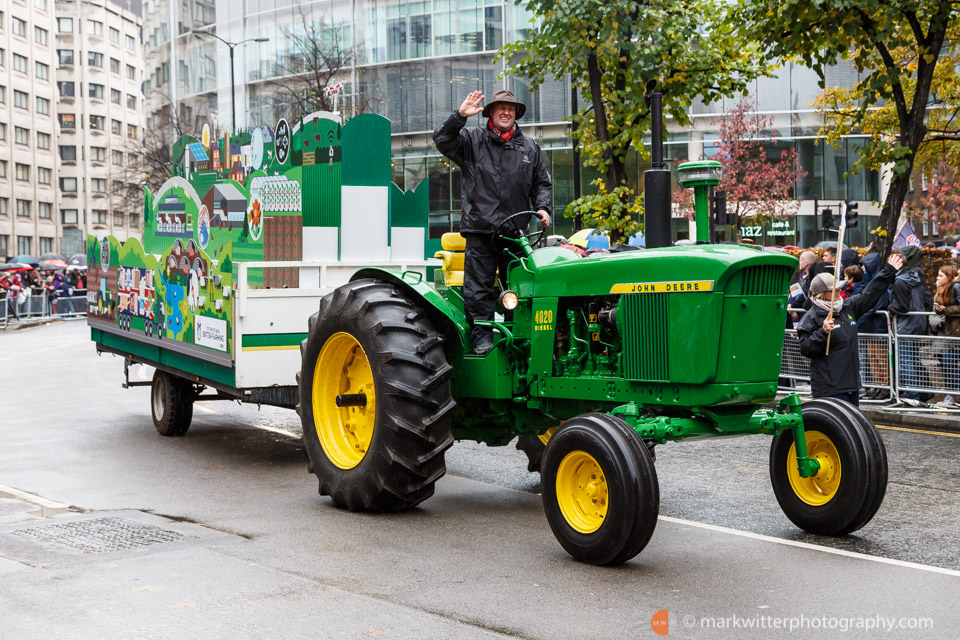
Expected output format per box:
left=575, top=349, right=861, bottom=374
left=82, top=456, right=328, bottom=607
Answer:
left=797, top=253, right=905, bottom=406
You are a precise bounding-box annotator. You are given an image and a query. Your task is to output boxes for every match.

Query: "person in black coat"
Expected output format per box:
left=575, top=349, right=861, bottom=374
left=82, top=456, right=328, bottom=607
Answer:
left=797, top=253, right=905, bottom=406
left=888, top=245, right=932, bottom=402
left=433, top=90, right=553, bottom=354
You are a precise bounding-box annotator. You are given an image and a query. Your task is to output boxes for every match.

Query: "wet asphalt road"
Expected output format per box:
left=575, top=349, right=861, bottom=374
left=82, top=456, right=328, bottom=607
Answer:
left=1, top=321, right=959, bottom=639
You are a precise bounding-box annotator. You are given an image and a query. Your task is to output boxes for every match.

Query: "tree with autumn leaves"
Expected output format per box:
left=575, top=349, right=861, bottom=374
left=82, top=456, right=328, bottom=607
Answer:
left=737, top=1, right=960, bottom=257
left=673, top=98, right=805, bottom=232
left=499, top=0, right=767, bottom=243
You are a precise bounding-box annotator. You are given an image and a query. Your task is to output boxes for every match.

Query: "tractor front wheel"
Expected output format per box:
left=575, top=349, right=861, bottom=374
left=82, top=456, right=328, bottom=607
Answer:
left=769, top=398, right=887, bottom=536
left=541, top=413, right=659, bottom=566
left=297, top=279, right=455, bottom=512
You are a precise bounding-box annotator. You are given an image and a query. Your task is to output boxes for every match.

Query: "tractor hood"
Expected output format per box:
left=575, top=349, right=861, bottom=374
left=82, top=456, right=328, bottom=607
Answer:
left=524, top=245, right=798, bottom=297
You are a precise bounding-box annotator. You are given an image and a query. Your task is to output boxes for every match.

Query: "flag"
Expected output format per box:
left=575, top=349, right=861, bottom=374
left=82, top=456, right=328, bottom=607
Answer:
left=892, top=220, right=922, bottom=249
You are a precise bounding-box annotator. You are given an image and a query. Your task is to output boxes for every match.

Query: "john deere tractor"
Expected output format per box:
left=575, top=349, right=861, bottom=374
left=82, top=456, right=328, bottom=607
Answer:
left=296, top=100, right=886, bottom=566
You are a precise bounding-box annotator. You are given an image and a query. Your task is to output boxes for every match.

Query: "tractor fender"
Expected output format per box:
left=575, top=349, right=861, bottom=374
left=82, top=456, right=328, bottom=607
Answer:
left=350, top=267, right=468, bottom=349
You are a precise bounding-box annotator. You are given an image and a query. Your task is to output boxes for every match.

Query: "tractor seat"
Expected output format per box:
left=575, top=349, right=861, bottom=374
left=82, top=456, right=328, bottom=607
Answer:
left=434, top=232, right=466, bottom=287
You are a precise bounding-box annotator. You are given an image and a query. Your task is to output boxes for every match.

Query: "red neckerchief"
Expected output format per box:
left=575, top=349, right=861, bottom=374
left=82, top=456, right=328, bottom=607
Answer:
left=488, top=120, right=516, bottom=142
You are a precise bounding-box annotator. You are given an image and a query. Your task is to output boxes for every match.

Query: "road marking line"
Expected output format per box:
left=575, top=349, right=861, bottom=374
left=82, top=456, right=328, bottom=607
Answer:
left=252, top=424, right=301, bottom=439
left=0, top=484, right=70, bottom=509
left=658, top=515, right=960, bottom=577
left=876, top=424, right=960, bottom=438
left=195, top=405, right=218, bottom=414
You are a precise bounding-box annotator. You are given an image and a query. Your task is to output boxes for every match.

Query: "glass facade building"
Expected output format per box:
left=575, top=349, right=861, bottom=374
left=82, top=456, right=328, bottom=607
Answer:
left=144, top=0, right=880, bottom=247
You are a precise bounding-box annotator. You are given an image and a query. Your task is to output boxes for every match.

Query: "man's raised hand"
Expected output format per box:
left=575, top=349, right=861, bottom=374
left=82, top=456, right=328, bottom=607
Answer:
left=459, top=91, right=485, bottom=118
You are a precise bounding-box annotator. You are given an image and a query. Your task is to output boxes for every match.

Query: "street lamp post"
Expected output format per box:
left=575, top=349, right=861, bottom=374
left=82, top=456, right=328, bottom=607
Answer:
left=194, top=30, right=268, bottom=133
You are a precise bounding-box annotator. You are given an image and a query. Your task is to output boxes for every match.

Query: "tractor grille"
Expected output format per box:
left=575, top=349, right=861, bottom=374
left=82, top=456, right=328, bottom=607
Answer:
left=736, top=265, right=792, bottom=296
left=619, top=293, right=669, bottom=381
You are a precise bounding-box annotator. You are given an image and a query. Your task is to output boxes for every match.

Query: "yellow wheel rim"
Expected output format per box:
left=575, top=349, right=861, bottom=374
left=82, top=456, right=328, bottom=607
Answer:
left=787, top=430, right=842, bottom=506
left=555, top=450, right=609, bottom=534
left=312, top=332, right=376, bottom=470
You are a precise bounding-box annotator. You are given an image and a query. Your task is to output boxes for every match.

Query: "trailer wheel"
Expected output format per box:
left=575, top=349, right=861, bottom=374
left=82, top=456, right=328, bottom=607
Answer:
left=770, top=398, right=887, bottom=536
left=541, top=413, right=659, bottom=565
left=297, top=279, right=455, bottom=512
left=151, top=371, right=194, bottom=436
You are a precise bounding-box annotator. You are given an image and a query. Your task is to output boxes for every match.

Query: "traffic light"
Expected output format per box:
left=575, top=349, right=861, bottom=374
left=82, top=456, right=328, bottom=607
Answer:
left=845, top=200, right=859, bottom=228
left=821, top=208, right=835, bottom=230
left=712, top=189, right=735, bottom=225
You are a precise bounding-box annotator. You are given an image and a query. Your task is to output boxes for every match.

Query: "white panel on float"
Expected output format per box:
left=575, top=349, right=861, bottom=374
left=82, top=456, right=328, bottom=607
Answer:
left=301, top=226, right=339, bottom=288
left=390, top=227, right=425, bottom=261
left=340, top=186, right=389, bottom=262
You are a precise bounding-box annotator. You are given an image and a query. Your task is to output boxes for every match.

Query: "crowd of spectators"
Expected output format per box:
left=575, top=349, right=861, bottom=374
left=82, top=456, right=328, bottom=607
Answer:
left=788, top=244, right=960, bottom=408
left=1, top=267, right=86, bottom=319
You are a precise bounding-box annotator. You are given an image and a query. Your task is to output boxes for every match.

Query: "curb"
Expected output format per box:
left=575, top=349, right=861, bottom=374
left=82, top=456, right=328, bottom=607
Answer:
left=862, top=406, right=960, bottom=434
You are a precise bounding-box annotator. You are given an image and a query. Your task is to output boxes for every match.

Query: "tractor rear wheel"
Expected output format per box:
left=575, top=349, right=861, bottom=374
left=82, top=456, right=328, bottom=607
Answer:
left=297, top=279, right=455, bottom=512
left=151, top=371, right=194, bottom=436
left=541, top=413, right=659, bottom=565
left=769, top=398, right=887, bottom=536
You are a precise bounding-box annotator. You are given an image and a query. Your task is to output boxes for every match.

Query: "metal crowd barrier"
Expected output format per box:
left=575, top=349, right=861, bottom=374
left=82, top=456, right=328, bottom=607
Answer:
left=781, top=307, right=960, bottom=411
left=1, top=289, right=87, bottom=328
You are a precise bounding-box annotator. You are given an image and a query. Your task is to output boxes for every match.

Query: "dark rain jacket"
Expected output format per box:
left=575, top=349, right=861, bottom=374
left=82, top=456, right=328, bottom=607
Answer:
left=856, top=253, right=889, bottom=334
left=889, top=269, right=931, bottom=336
left=433, top=112, right=552, bottom=236
left=797, top=263, right=898, bottom=397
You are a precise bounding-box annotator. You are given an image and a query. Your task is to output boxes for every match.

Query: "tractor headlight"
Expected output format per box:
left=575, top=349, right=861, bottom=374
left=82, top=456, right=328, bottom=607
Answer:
left=499, top=290, right=519, bottom=311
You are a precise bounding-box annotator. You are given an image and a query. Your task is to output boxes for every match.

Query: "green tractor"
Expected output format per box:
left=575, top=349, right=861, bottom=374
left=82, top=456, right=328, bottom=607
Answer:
left=296, top=108, right=886, bottom=566
left=296, top=222, right=886, bottom=566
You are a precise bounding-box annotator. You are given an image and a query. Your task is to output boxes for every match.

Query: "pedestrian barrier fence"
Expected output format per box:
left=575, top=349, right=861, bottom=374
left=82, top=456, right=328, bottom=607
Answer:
left=782, top=308, right=960, bottom=411
left=2, top=290, right=87, bottom=329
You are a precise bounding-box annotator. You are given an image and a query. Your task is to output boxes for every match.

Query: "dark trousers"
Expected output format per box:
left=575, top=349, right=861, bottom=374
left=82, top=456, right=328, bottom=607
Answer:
left=828, top=392, right=860, bottom=407
left=463, top=235, right=512, bottom=347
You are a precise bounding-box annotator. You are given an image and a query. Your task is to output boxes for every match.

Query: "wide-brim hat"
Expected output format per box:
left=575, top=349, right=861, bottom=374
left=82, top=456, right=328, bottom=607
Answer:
left=482, top=90, right=527, bottom=120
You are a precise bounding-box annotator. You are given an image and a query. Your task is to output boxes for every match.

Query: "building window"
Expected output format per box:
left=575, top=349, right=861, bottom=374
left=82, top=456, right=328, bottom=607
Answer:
left=126, top=94, right=136, bottom=110
left=39, top=237, right=53, bottom=254
left=114, top=212, right=124, bottom=226
left=13, top=53, right=27, bottom=73
left=12, top=17, right=25, bottom=37
left=126, top=63, right=135, bottom=80
left=0, top=236, right=6, bottom=259
left=129, top=213, right=140, bottom=228
left=37, top=132, right=50, bottom=149
left=34, top=26, right=47, bottom=46
left=15, top=126, right=30, bottom=145
left=16, top=199, right=31, bottom=217
left=111, top=88, right=121, bottom=104
left=0, top=48, right=4, bottom=67
left=58, top=49, right=73, bottom=65
left=15, top=164, right=30, bottom=182
left=36, top=61, right=49, bottom=80
left=127, top=124, right=138, bottom=139
left=61, top=209, right=79, bottom=225
left=59, top=146, right=77, bottom=161
left=110, top=57, right=119, bottom=74
left=0, top=199, right=6, bottom=216
left=14, top=90, right=28, bottom=109
left=18, top=236, right=32, bottom=255
left=38, top=167, right=51, bottom=184
left=0, top=160, right=6, bottom=177
left=91, top=146, right=105, bottom=162
left=0, top=85, right=4, bottom=103
left=38, top=202, right=52, bottom=219
left=112, top=150, right=123, bottom=164
left=57, top=18, right=73, bottom=33
left=58, top=81, right=74, bottom=97
left=87, top=20, right=103, bottom=37
left=60, top=177, right=78, bottom=192
left=90, top=115, right=105, bottom=130
left=35, top=0, right=48, bottom=10
left=36, top=97, right=50, bottom=115
left=111, top=119, right=121, bottom=135
left=89, top=84, right=104, bottom=99
left=59, top=114, right=76, bottom=129
left=92, top=209, right=107, bottom=225
left=0, top=124, right=5, bottom=141
left=125, top=34, right=135, bottom=50
left=88, top=52, right=103, bottom=67
left=92, top=178, right=106, bottom=192
left=109, top=27, right=119, bottom=44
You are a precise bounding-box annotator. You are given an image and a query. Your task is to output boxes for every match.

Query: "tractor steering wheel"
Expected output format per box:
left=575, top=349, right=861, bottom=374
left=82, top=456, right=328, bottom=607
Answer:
left=493, top=210, right=545, bottom=252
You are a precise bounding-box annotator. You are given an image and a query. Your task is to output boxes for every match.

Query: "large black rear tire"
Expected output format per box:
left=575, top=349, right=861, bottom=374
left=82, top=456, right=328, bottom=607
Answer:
left=541, top=413, right=659, bottom=565
left=297, top=279, right=455, bottom=512
left=151, top=371, right=194, bottom=436
left=770, top=398, right=887, bottom=536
